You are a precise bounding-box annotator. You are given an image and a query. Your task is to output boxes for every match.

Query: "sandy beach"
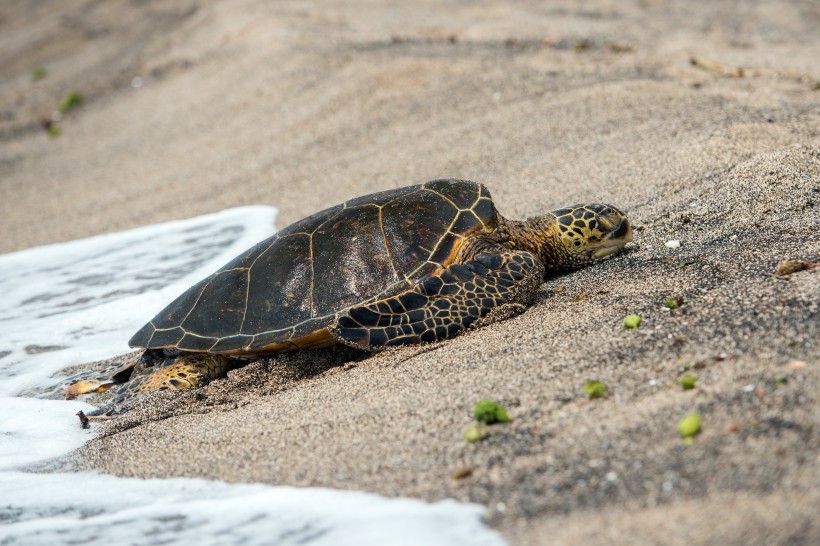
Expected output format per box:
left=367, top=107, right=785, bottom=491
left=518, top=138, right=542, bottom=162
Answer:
left=1, top=1, right=818, bottom=544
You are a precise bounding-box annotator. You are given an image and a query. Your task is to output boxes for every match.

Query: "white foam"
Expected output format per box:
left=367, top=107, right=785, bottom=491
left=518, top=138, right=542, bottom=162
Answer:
left=0, top=206, right=278, bottom=396
left=0, top=472, right=503, bottom=546
left=0, top=397, right=96, bottom=471
left=0, top=207, right=505, bottom=546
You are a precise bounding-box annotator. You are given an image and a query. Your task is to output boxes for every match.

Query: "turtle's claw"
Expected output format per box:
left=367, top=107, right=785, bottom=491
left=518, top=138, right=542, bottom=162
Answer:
left=78, top=406, right=117, bottom=423
left=76, top=409, right=113, bottom=428
left=76, top=410, right=90, bottom=428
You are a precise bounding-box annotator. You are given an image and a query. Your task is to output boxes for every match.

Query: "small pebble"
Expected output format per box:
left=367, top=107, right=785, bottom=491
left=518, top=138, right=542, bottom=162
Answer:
left=665, top=240, right=681, bottom=249
left=774, top=259, right=813, bottom=276
left=451, top=466, right=474, bottom=480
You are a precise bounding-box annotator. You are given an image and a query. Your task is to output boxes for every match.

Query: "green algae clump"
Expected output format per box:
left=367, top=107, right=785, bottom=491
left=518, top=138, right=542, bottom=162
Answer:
left=585, top=380, right=609, bottom=400
left=679, top=375, right=697, bottom=390
left=463, top=422, right=490, bottom=443
left=473, top=400, right=512, bottom=424
left=623, top=314, right=641, bottom=329
left=678, top=413, right=702, bottom=443
left=58, top=92, right=84, bottom=113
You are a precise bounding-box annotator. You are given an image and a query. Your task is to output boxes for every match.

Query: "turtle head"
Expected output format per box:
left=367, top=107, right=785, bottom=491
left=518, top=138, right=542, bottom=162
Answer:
left=544, top=203, right=632, bottom=270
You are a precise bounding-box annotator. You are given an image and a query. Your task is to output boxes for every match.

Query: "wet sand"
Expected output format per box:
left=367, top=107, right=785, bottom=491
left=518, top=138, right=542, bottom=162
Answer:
left=2, top=1, right=818, bottom=544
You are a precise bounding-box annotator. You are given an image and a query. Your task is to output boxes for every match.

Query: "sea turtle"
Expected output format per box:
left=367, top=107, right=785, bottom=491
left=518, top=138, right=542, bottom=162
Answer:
left=68, top=179, right=632, bottom=417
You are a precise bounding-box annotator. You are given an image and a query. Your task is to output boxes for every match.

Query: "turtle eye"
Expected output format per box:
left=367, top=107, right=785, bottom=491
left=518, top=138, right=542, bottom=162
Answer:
left=597, top=216, right=613, bottom=231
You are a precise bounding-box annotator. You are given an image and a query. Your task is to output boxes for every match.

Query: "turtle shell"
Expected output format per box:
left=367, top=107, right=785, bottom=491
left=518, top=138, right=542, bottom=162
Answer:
left=129, top=179, right=498, bottom=355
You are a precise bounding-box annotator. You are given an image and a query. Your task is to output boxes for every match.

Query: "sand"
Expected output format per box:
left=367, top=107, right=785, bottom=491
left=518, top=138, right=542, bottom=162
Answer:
left=2, top=1, right=818, bottom=544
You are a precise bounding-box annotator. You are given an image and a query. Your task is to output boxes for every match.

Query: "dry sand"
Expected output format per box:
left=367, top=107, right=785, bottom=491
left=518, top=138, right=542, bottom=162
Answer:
left=2, top=1, right=818, bottom=544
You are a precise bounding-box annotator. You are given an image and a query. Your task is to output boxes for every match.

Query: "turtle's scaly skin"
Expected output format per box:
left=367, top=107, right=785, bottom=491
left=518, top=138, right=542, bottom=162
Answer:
left=334, top=251, right=543, bottom=348
left=69, top=179, right=632, bottom=417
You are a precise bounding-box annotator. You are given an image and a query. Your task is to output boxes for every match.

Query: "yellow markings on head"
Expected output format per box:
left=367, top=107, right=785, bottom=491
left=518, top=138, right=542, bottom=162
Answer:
left=552, top=204, right=632, bottom=262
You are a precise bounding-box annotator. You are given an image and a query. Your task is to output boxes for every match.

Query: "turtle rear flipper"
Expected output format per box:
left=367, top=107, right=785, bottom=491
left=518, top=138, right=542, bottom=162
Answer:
left=333, top=250, right=545, bottom=349
left=64, top=353, right=146, bottom=398
left=116, top=352, right=233, bottom=396
left=72, top=351, right=234, bottom=419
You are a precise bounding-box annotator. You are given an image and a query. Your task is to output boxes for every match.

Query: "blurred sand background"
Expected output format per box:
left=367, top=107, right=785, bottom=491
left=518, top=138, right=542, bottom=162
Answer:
left=1, top=1, right=818, bottom=544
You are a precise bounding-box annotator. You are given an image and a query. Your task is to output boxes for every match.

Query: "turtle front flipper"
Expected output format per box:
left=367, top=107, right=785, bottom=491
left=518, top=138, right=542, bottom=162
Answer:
left=79, top=350, right=234, bottom=418
left=333, top=250, right=545, bottom=349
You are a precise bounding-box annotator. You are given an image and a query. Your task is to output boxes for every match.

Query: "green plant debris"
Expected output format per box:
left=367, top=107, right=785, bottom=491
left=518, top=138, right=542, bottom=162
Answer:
left=57, top=92, right=84, bottom=113
left=678, top=413, right=702, bottom=441
left=664, top=295, right=686, bottom=309
left=585, top=380, right=608, bottom=399
left=46, top=123, right=61, bottom=137
left=473, top=399, right=512, bottom=424
left=774, top=375, right=788, bottom=385
left=32, top=67, right=46, bottom=81
left=664, top=298, right=680, bottom=309
left=611, top=42, right=637, bottom=53
left=680, top=215, right=691, bottom=224
left=623, top=314, right=641, bottom=329
left=463, top=422, right=490, bottom=443
left=679, top=375, right=697, bottom=390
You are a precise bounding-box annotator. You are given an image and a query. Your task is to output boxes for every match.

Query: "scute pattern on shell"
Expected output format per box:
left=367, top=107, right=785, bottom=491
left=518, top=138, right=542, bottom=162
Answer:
left=129, top=180, right=498, bottom=354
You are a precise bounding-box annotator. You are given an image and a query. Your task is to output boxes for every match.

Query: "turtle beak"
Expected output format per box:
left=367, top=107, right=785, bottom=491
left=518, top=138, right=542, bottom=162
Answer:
left=592, top=218, right=632, bottom=259
left=611, top=217, right=632, bottom=242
